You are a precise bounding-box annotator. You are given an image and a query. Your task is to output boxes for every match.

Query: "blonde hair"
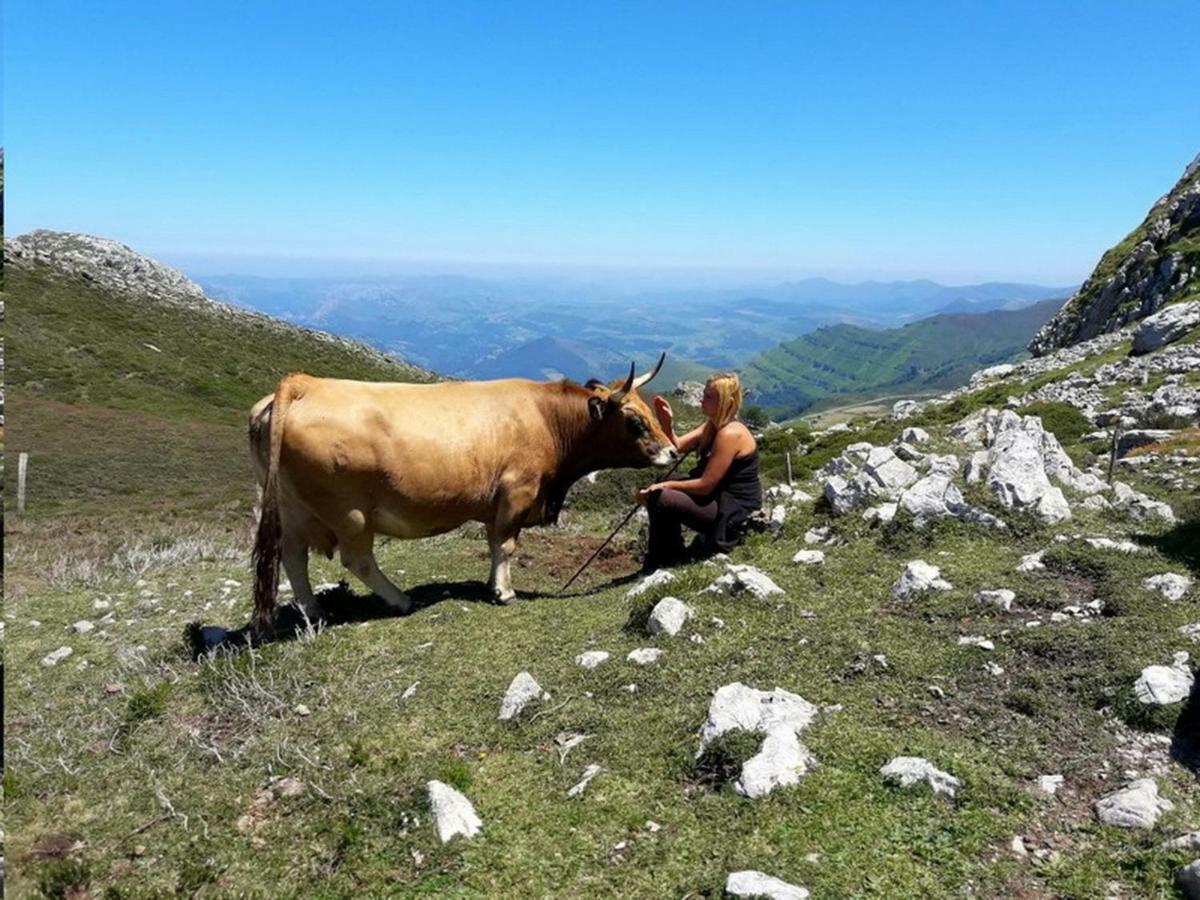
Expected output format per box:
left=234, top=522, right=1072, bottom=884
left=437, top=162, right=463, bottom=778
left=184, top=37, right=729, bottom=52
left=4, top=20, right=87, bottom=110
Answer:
left=706, top=372, right=743, bottom=429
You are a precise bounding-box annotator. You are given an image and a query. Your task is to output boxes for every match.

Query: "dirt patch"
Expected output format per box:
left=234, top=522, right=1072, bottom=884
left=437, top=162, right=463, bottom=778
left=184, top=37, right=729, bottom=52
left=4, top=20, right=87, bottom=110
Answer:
left=1062, top=575, right=1097, bottom=607
left=490, top=530, right=641, bottom=583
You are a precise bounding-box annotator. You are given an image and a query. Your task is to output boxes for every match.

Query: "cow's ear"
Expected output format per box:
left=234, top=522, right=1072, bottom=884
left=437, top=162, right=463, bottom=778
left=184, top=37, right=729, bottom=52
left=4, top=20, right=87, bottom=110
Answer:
left=588, top=395, right=606, bottom=421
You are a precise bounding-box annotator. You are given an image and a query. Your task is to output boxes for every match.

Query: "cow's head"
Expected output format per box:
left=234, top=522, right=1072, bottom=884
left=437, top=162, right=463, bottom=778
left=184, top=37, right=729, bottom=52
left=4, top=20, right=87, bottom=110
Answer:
left=585, top=353, right=679, bottom=468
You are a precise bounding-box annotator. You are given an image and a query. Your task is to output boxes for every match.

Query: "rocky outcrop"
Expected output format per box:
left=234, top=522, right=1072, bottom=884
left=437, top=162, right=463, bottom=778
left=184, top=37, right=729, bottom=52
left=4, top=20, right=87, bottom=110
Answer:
left=1030, top=153, right=1200, bottom=355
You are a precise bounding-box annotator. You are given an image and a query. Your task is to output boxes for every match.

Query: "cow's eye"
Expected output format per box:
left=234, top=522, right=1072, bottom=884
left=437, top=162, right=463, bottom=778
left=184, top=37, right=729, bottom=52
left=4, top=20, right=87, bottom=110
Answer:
left=627, top=416, right=649, bottom=437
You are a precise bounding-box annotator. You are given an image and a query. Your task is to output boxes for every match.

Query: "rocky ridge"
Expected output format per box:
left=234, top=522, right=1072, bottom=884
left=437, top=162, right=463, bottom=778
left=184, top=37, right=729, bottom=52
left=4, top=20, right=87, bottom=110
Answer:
left=5, top=230, right=433, bottom=380
left=1030, top=153, right=1200, bottom=355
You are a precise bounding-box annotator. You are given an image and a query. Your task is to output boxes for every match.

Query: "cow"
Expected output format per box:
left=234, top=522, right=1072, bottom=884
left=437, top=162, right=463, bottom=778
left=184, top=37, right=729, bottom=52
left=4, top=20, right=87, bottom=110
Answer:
left=248, top=354, right=677, bottom=631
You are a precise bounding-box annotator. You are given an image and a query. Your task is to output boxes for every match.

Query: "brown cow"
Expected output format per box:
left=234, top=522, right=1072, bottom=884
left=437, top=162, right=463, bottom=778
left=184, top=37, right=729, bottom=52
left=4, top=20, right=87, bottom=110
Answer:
left=248, top=355, right=676, bottom=629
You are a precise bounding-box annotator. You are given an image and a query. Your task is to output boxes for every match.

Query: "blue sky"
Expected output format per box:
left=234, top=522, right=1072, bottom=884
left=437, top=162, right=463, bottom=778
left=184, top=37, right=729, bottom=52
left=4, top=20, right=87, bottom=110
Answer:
left=5, top=1, right=1198, bottom=284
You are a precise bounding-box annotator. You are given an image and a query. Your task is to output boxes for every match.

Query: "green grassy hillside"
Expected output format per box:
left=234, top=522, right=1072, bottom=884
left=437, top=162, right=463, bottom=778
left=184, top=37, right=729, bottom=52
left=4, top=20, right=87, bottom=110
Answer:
left=742, top=299, right=1061, bottom=418
left=4, top=259, right=435, bottom=514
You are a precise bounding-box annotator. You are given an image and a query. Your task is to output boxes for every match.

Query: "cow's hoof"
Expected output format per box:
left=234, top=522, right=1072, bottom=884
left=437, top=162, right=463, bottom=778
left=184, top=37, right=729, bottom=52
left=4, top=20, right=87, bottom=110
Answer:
left=494, top=591, right=518, bottom=605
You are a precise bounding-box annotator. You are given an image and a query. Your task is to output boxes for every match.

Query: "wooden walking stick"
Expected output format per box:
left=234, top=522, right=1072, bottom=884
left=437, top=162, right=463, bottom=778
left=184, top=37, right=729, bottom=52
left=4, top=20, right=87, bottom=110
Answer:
left=560, top=453, right=689, bottom=593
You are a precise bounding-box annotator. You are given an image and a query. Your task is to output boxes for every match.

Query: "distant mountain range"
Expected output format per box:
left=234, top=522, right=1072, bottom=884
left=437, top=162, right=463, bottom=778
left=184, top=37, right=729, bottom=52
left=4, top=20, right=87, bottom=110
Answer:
left=741, top=297, right=1064, bottom=417
left=196, top=272, right=1070, bottom=382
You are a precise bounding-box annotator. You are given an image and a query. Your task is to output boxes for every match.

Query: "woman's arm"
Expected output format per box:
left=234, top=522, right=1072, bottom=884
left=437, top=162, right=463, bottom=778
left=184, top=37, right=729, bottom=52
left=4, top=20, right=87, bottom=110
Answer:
left=656, top=426, right=742, bottom=496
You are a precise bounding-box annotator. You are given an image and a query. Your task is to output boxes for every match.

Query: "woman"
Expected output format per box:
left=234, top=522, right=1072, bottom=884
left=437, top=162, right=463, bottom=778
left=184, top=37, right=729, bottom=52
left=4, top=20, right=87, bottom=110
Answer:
left=637, top=372, right=762, bottom=571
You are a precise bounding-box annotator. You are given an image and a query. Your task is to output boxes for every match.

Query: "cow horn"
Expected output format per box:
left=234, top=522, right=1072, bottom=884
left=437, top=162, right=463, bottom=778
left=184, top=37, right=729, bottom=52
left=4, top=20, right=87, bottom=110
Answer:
left=630, top=351, right=666, bottom=392
left=609, top=361, right=637, bottom=403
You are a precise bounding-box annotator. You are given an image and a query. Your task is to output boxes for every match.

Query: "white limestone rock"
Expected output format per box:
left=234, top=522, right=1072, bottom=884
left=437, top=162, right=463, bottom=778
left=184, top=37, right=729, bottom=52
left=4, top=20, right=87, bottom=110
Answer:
left=978, top=589, right=1015, bottom=611
left=575, top=651, right=611, bottom=670
left=71, top=620, right=95, bottom=635
left=792, top=549, right=825, bottom=565
left=862, top=502, right=897, bottom=524
left=897, top=470, right=963, bottom=520
left=901, top=426, right=930, bottom=444
left=1037, top=774, right=1064, bottom=795
left=627, top=647, right=664, bottom=665
left=698, top=683, right=818, bottom=752
left=705, top=563, right=784, bottom=599
left=41, top=646, right=74, bottom=667
left=1144, top=573, right=1193, bottom=601
left=735, top=728, right=818, bottom=799
left=566, top=763, right=603, bottom=799
left=725, top=870, right=810, bottom=900
left=803, top=526, right=829, bottom=545
left=647, top=597, right=696, bottom=638
left=984, top=413, right=1073, bottom=523
left=892, top=561, right=953, bottom=600
left=1094, top=778, right=1174, bottom=829
left=880, top=756, right=960, bottom=798
left=1181, top=623, right=1200, bottom=644
left=1084, top=536, right=1143, bottom=554
left=627, top=569, right=676, bottom=598
left=427, top=780, right=482, bottom=843
left=1134, top=652, right=1194, bottom=705
left=862, top=446, right=919, bottom=497
left=1132, top=300, right=1200, bottom=355
left=1112, top=481, right=1175, bottom=524
left=498, top=672, right=549, bottom=721
left=1017, top=551, right=1046, bottom=572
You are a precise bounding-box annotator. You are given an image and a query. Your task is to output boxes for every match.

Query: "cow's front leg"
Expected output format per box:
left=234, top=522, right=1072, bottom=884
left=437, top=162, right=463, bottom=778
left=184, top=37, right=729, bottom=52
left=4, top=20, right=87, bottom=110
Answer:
left=488, top=528, right=520, bottom=604
left=488, top=483, right=536, bottom=603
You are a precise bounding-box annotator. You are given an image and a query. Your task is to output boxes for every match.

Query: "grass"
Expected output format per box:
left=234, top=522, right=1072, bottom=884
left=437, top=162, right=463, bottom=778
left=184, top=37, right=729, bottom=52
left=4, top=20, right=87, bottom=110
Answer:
left=6, top=453, right=1199, bottom=896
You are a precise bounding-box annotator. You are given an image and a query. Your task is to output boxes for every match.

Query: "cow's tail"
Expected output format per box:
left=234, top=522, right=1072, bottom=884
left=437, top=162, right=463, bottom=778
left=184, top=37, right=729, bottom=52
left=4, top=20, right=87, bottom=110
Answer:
left=252, top=375, right=299, bottom=635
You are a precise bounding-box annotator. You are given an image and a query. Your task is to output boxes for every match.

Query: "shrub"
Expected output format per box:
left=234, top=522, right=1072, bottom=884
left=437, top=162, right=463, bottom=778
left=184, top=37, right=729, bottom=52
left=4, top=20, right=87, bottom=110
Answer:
left=1019, top=401, right=1092, bottom=444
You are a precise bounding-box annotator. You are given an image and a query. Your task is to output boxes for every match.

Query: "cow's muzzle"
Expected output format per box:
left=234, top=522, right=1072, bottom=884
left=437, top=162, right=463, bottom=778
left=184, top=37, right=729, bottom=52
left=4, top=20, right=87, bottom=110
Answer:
left=652, top=446, right=680, bottom=467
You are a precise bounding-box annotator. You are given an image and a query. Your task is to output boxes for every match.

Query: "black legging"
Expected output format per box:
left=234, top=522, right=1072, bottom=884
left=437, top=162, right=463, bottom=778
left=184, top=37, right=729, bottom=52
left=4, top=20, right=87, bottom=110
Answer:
left=645, top=488, right=719, bottom=568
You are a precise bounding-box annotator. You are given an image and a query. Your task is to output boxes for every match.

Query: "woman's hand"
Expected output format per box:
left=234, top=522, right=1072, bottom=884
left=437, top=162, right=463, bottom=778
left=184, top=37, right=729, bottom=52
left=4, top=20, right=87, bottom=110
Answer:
left=652, top=395, right=673, bottom=428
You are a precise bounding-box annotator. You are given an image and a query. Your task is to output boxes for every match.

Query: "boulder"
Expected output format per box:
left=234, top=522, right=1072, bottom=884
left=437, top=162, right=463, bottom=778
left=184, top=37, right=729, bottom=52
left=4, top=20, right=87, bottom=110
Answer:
left=498, top=672, right=548, bottom=721
left=892, top=399, right=923, bottom=420
left=646, top=597, right=696, bottom=637
left=861, top=447, right=919, bottom=497
left=427, top=781, right=483, bottom=843
left=901, top=426, right=930, bottom=444
left=1112, top=481, right=1175, bottom=524
left=1117, top=429, right=1176, bottom=458
left=1094, top=778, right=1174, bottom=829
left=1134, top=652, right=1194, bottom=705
left=1132, top=300, right=1200, bottom=354
left=725, top=870, right=810, bottom=900
left=862, top=503, right=897, bottom=524
left=1037, top=774, right=1064, bottom=795
left=880, top=756, right=960, bottom=798
left=892, top=561, right=953, bottom=600
left=698, top=682, right=818, bottom=751
left=1144, top=573, right=1193, bottom=601
left=985, top=415, right=1072, bottom=523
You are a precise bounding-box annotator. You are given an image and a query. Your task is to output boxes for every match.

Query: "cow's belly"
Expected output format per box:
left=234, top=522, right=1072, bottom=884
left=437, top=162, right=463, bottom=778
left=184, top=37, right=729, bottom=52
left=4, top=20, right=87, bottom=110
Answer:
left=372, top=498, right=489, bottom=539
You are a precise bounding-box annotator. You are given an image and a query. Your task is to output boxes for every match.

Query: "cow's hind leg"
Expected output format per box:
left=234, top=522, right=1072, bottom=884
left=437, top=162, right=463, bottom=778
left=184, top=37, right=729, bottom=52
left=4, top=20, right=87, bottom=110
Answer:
left=338, top=521, right=411, bottom=614
left=281, top=534, right=319, bottom=620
